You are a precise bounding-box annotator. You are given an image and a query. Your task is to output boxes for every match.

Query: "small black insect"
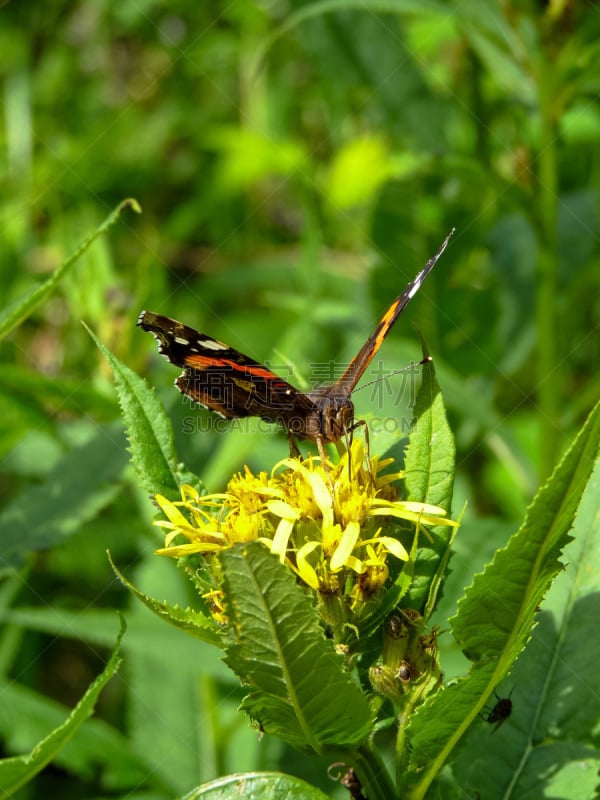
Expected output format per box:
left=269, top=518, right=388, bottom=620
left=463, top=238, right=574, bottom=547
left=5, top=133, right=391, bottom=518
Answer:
left=481, top=688, right=514, bottom=731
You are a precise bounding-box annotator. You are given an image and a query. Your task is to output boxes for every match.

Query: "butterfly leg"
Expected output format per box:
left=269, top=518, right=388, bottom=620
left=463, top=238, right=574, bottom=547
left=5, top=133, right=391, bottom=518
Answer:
left=315, top=435, right=336, bottom=494
left=361, top=420, right=372, bottom=476
left=288, top=435, right=301, bottom=458
left=341, top=424, right=354, bottom=481
left=347, top=418, right=373, bottom=481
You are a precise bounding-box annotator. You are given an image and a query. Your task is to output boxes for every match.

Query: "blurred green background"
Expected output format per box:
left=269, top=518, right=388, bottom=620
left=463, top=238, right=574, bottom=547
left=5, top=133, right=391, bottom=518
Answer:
left=0, top=2, right=598, bottom=798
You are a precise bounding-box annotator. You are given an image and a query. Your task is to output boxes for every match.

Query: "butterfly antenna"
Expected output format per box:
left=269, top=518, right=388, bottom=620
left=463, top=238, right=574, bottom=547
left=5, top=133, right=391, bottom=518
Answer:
left=353, top=356, right=432, bottom=393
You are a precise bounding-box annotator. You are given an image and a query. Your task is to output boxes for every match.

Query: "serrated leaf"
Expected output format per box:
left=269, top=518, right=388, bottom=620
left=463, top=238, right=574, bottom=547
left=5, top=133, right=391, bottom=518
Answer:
left=2, top=595, right=225, bottom=793
left=85, top=323, right=183, bottom=500
left=1, top=364, right=118, bottom=417
left=453, top=453, right=600, bottom=798
left=180, top=771, right=329, bottom=800
left=0, top=422, right=127, bottom=567
left=402, top=400, right=600, bottom=798
left=109, top=553, right=223, bottom=648
left=239, top=692, right=313, bottom=749
left=404, top=347, right=454, bottom=515
left=220, top=543, right=373, bottom=752
left=402, top=346, right=457, bottom=617
left=0, top=617, right=125, bottom=796
left=0, top=199, right=140, bottom=340
left=0, top=680, right=152, bottom=790
left=453, top=400, right=600, bottom=662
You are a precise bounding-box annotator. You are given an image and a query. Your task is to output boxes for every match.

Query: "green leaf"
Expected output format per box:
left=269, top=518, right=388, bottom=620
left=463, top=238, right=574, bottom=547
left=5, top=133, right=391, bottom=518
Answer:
left=85, top=323, right=184, bottom=500
left=0, top=363, right=118, bottom=418
left=0, top=616, right=125, bottom=797
left=109, top=552, right=223, bottom=649
left=2, top=585, right=228, bottom=793
left=453, top=401, right=599, bottom=664
left=457, top=5, right=532, bottom=99
left=180, top=771, right=329, bottom=800
left=123, top=555, right=232, bottom=793
left=403, top=399, right=600, bottom=798
left=0, top=199, right=140, bottom=340
left=452, top=451, right=600, bottom=797
left=402, top=346, right=457, bottom=618
left=0, top=422, right=127, bottom=567
left=220, top=543, right=373, bottom=752
left=255, top=0, right=451, bottom=71
left=0, top=680, right=154, bottom=791
left=404, top=348, right=454, bottom=514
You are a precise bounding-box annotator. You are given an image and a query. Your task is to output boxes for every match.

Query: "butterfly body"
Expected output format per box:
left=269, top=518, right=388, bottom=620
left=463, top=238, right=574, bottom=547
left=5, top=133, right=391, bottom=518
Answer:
left=299, top=386, right=355, bottom=443
left=138, top=230, right=453, bottom=450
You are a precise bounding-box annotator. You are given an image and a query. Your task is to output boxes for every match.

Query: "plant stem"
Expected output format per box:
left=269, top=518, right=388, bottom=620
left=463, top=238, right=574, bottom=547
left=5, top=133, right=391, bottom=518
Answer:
left=395, top=700, right=417, bottom=786
left=535, top=45, right=561, bottom=478
left=353, top=742, right=398, bottom=800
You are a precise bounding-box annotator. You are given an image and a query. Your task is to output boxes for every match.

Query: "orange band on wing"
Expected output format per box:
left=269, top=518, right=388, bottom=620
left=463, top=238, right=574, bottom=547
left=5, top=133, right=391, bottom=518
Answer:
left=185, top=354, right=281, bottom=382
left=372, top=297, right=401, bottom=346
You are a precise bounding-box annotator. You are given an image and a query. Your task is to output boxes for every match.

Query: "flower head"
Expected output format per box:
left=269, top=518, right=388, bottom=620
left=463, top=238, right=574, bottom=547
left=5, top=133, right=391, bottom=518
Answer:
left=153, top=440, right=457, bottom=630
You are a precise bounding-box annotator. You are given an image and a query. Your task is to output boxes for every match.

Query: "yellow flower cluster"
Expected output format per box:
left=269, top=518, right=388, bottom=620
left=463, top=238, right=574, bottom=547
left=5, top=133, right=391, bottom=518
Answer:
left=153, top=441, right=456, bottom=602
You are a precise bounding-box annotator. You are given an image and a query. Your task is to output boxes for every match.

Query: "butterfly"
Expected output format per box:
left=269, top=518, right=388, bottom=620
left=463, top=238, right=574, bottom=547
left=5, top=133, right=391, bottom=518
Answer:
left=138, top=229, right=453, bottom=459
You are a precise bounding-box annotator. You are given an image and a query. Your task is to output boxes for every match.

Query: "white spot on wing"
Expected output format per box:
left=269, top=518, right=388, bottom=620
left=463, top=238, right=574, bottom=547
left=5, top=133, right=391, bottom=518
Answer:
left=198, top=338, right=229, bottom=351
left=407, top=270, right=426, bottom=299
left=175, top=336, right=190, bottom=345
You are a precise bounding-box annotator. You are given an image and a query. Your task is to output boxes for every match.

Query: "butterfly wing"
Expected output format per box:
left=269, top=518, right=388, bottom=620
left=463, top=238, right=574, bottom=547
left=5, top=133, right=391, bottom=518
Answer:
left=335, top=229, right=454, bottom=393
left=139, top=229, right=453, bottom=444
left=138, top=311, right=314, bottom=423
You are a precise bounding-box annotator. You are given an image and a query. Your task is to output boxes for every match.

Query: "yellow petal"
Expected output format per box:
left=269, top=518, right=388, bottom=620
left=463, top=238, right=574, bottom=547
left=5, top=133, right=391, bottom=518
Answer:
left=271, top=517, right=295, bottom=562
left=154, top=494, right=190, bottom=528
left=267, top=499, right=300, bottom=520
left=252, top=485, right=286, bottom=499
left=375, top=536, right=409, bottom=561
left=155, top=541, right=224, bottom=557
left=154, top=520, right=206, bottom=540
left=180, top=484, right=202, bottom=503
left=375, top=471, right=404, bottom=486
left=187, top=505, right=220, bottom=525
left=370, top=506, right=458, bottom=527
left=296, top=541, right=321, bottom=590
left=306, top=471, right=333, bottom=517
left=361, top=542, right=385, bottom=566
left=399, top=501, right=448, bottom=515
left=163, top=529, right=183, bottom=548
left=371, top=499, right=447, bottom=515
left=344, top=554, right=366, bottom=574
left=330, top=520, right=360, bottom=571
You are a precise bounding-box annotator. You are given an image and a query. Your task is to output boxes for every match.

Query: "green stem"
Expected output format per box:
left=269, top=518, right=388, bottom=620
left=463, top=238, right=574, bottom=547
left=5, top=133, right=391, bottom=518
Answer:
left=535, top=47, right=561, bottom=478
left=395, top=698, right=417, bottom=787
left=352, top=742, right=398, bottom=800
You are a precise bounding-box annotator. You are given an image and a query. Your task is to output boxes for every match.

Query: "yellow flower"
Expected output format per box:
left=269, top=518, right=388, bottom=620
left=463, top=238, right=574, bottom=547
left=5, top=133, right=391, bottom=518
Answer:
left=153, top=440, right=458, bottom=613
left=202, top=588, right=228, bottom=625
